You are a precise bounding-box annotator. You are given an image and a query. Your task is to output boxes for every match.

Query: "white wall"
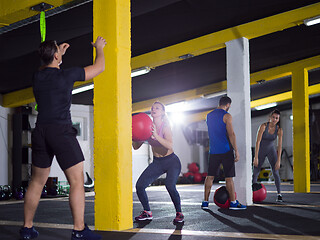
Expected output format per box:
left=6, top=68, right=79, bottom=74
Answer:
left=132, top=143, right=150, bottom=189
left=3, top=102, right=318, bottom=188
left=172, top=123, right=194, bottom=174
left=0, top=105, right=12, bottom=185
left=49, top=104, right=94, bottom=182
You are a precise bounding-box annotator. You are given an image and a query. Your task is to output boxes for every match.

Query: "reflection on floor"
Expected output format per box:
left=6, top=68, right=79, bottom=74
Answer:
left=0, top=183, right=320, bottom=240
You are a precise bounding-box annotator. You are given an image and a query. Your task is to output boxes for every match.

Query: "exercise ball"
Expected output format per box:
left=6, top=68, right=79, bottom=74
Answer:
left=188, top=162, right=199, bottom=173
left=0, top=186, right=6, bottom=200
left=132, top=113, right=153, bottom=141
left=194, top=172, right=202, bottom=183
left=214, top=186, right=236, bottom=209
left=14, top=187, right=24, bottom=200
left=252, top=183, right=267, bottom=202
left=183, top=172, right=194, bottom=183
left=2, top=185, right=12, bottom=200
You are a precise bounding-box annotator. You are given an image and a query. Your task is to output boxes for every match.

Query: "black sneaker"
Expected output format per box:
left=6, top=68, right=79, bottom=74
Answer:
left=71, top=224, right=101, bottom=240
left=276, top=194, right=283, bottom=202
left=19, top=226, right=39, bottom=240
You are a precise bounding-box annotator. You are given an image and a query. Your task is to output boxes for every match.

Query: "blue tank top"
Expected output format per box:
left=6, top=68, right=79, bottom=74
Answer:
left=206, top=109, right=231, bottom=154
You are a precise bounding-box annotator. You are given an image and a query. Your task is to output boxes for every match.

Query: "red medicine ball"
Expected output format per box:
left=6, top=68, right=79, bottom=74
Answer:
left=193, top=172, right=202, bottom=183
left=214, top=186, right=236, bottom=209
left=188, top=162, right=199, bottom=173
left=252, top=183, right=267, bottom=202
left=132, top=113, right=153, bottom=141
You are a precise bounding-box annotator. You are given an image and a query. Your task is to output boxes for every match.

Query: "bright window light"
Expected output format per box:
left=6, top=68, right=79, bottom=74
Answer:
left=72, top=84, right=94, bottom=95
left=304, top=16, right=320, bottom=26
left=169, top=112, right=185, bottom=124
left=254, top=102, right=277, bottom=111
left=166, top=101, right=186, bottom=112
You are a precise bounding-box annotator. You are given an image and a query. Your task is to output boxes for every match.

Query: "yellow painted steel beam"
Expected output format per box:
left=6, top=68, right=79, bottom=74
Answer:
left=0, top=0, right=73, bottom=26
left=292, top=69, right=310, bottom=193
left=93, top=0, right=132, bottom=231
left=250, top=92, right=292, bottom=109
left=2, top=80, right=94, bottom=108
left=173, top=83, right=320, bottom=125
left=3, top=4, right=320, bottom=108
left=250, top=83, right=320, bottom=109
left=2, top=87, right=35, bottom=107
left=131, top=2, right=320, bottom=70
left=131, top=53, right=320, bottom=114
left=183, top=110, right=211, bottom=126
left=251, top=55, right=320, bottom=84
left=132, top=81, right=227, bottom=113
left=309, top=83, right=320, bottom=94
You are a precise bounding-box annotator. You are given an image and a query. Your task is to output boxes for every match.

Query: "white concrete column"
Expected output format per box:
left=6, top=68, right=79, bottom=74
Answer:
left=226, top=37, right=252, bottom=205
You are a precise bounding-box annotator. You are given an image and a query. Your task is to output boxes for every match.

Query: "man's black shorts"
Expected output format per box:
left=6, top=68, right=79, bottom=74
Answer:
left=208, top=150, right=235, bottom=178
left=31, top=124, right=84, bottom=170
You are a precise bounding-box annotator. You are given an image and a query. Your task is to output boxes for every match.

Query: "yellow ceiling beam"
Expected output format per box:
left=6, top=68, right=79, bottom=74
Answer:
left=4, top=53, right=320, bottom=108
left=183, top=110, right=211, bottom=126
left=2, top=3, right=320, bottom=107
left=132, top=81, right=227, bottom=113
left=2, top=79, right=94, bottom=108
left=2, top=87, right=35, bottom=107
left=183, top=83, right=320, bottom=125
left=250, top=92, right=292, bottom=109
left=251, top=55, right=320, bottom=84
left=132, top=54, right=320, bottom=113
left=309, top=83, right=320, bottom=95
left=0, top=1, right=73, bottom=26
left=131, top=2, right=320, bottom=70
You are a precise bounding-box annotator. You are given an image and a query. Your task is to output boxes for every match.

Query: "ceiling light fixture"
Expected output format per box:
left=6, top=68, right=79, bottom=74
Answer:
left=256, top=80, right=266, bottom=84
left=72, top=67, right=152, bottom=94
left=72, top=67, right=151, bottom=94
left=72, top=84, right=94, bottom=95
left=179, top=54, right=194, bottom=60
left=254, top=102, right=277, bottom=111
left=131, top=66, right=151, bottom=78
left=304, top=16, right=320, bottom=26
left=202, top=90, right=227, bottom=99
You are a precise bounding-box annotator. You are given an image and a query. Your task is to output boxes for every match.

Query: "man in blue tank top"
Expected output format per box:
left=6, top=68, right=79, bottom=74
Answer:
left=201, top=96, right=246, bottom=210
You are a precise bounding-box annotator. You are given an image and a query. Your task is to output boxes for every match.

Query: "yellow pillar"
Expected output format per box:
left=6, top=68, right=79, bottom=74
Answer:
left=292, top=68, right=310, bottom=193
left=93, top=0, right=132, bottom=230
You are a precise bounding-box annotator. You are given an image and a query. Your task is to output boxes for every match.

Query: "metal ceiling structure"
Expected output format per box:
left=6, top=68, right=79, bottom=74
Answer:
left=1, top=0, right=320, bottom=115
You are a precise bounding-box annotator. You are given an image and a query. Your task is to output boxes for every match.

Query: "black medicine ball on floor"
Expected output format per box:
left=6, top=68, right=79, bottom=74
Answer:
left=214, top=186, right=231, bottom=209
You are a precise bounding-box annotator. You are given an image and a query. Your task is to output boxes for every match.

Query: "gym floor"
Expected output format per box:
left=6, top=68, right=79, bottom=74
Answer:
left=0, top=182, right=320, bottom=240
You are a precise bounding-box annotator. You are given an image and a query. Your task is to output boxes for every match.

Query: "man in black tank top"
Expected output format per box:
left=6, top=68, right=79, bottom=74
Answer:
left=20, top=37, right=106, bottom=240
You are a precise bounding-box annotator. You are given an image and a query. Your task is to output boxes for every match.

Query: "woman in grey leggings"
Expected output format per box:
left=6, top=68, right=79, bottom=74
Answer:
left=253, top=109, right=283, bottom=202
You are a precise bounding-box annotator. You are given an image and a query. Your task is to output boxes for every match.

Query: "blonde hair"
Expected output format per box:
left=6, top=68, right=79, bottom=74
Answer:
left=152, top=101, right=170, bottom=126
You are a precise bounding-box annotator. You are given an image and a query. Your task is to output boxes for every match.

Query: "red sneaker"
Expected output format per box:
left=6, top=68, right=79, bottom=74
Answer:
left=173, top=212, right=184, bottom=223
left=135, top=211, right=153, bottom=221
